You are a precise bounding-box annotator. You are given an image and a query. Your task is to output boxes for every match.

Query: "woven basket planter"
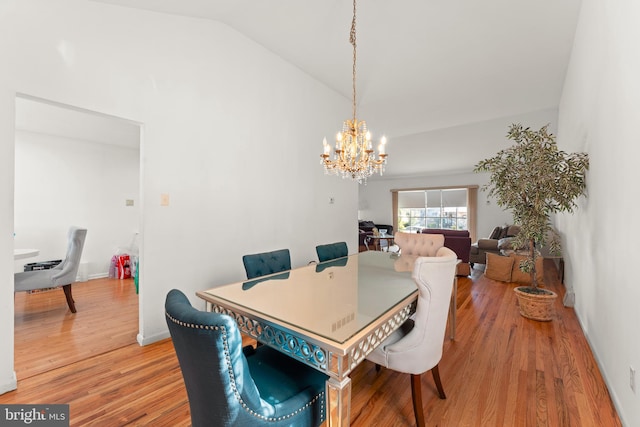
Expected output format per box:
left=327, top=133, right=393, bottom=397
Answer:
left=514, top=286, right=557, bottom=321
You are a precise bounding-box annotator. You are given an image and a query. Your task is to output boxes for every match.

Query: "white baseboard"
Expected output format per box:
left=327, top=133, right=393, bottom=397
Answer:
left=74, top=272, right=115, bottom=282
left=0, top=372, right=17, bottom=396
left=137, top=330, right=170, bottom=346
left=563, top=291, right=575, bottom=307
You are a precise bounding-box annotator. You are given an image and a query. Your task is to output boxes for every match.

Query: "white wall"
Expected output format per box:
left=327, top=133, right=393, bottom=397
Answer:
left=0, top=0, right=356, bottom=393
left=557, top=0, right=640, bottom=424
left=358, top=109, right=560, bottom=241
left=14, top=130, right=140, bottom=278
left=0, top=90, right=17, bottom=394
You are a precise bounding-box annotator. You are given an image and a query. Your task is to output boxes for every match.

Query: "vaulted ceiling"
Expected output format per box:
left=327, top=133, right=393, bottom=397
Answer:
left=19, top=0, right=583, bottom=177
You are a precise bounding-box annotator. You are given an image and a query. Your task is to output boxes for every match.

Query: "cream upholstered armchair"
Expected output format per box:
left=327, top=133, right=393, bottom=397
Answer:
left=14, top=226, right=87, bottom=313
left=367, top=247, right=457, bottom=427
left=393, top=231, right=445, bottom=269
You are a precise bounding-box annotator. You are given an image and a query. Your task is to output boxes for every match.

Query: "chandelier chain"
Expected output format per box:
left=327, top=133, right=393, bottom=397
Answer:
left=350, top=0, right=357, bottom=122
left=319, top=0, right=387, bottom=183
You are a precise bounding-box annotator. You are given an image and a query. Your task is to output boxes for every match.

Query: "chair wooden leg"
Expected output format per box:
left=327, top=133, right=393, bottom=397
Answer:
left=410, top=374, right=426, bottom=427
left=431, top=364, right=446, bottom=399
left=62, top=284, right=77, bottom=313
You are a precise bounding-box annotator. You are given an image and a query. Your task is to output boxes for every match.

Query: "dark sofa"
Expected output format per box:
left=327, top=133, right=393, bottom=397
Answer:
left=358, top=221, right=393, bottom=250
left=421, top=228, right=471, bottom=276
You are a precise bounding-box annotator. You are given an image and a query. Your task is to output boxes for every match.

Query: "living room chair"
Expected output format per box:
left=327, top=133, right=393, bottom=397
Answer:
left=470, top=225, right=521, bottom=266
left=14, top=226, right=87, bottom=313
left=315, top=241, right=348, bottom=262
left=242, top=248, right=292, bottom=279
left=366, top=249, right=457, bottom=427
left=394, top=231, right=445, bottom=261
left=165, top=289, right=327, bottom=427
left=421, top=228, right=471, bottom=276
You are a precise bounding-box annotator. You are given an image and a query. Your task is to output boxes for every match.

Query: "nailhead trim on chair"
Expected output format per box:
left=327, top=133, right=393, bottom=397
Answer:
left=166, top=312, right=325, bottom=422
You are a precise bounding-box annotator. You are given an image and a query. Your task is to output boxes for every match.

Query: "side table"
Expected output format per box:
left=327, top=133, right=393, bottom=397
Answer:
left=365, top=235, right=395, bottom=251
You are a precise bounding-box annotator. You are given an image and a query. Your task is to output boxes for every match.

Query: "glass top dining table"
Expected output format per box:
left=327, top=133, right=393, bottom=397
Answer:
left=197, top=250, right=418, bottom=427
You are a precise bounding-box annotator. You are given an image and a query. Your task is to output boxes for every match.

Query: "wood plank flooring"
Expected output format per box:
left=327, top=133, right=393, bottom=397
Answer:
left=2, top=262, right=621, bottom=426
left=13, top=277, right=138, bottom=380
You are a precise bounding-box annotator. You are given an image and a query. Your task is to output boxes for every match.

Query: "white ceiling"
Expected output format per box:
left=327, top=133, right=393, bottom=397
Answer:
left=17, top=0, right=582, bottom=176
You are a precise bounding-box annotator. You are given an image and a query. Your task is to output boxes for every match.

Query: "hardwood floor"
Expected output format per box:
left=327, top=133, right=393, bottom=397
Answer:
left=2, top=263, right=621, bottom=426
left=13, top=277, right=138, bottom=380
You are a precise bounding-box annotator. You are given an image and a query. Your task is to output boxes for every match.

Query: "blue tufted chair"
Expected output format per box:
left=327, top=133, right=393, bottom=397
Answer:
left=315, top=256, right=348, bottom=273
left=165, top=289, right=327, bottom=427
left=242, top=248, right=291, bottom=279
left=315, top=242, right=348, bottom=263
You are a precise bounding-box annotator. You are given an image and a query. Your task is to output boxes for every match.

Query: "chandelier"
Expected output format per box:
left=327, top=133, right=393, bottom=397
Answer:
left=320, top=0, right=387, bottom=183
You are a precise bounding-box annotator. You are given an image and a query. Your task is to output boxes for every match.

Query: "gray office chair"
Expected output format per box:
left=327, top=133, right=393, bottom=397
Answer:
left=14, top=227, right=87, bottom=313
left=366, top=248, right=457, bottom=427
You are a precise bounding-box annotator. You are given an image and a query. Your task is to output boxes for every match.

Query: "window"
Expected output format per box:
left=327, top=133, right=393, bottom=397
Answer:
left=392, top=186, right=478, bottom=241
left=397, top=191, right=427, bottom=232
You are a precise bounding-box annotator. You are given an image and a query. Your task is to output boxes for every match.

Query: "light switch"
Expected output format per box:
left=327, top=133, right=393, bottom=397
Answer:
left=125, top=199, right=134, bottom=207
left=160, top=193, right=170, bottom=206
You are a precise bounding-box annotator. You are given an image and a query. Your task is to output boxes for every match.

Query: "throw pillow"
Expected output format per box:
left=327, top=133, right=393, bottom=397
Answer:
left=510, top=254, right=545, bottom=285
left=485, top=253, right=514, bottom=282
left=489, top=226, right=502, bottom=240
left=499, top=226, right=509, bottom=239
left=498, top=237, right=514, bottom=250
left=506, top=225, right=521, bottom=237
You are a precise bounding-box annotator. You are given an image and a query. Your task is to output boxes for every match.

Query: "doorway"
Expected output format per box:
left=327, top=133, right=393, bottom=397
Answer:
left=13, top=94, right=142, bottom=378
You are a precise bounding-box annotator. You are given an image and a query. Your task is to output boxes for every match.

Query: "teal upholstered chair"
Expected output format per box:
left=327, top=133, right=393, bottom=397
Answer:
left=242, top=248, right=291, bottom=279
left=165, top=289, right=327, bottom=427
left=315, top=242, right=348, bottom=263
left=14, top=226, right=87, bottom=313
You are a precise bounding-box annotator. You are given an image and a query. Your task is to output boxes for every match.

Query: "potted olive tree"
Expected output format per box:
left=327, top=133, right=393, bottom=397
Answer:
left=474, top=124, right=589, bottom=321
